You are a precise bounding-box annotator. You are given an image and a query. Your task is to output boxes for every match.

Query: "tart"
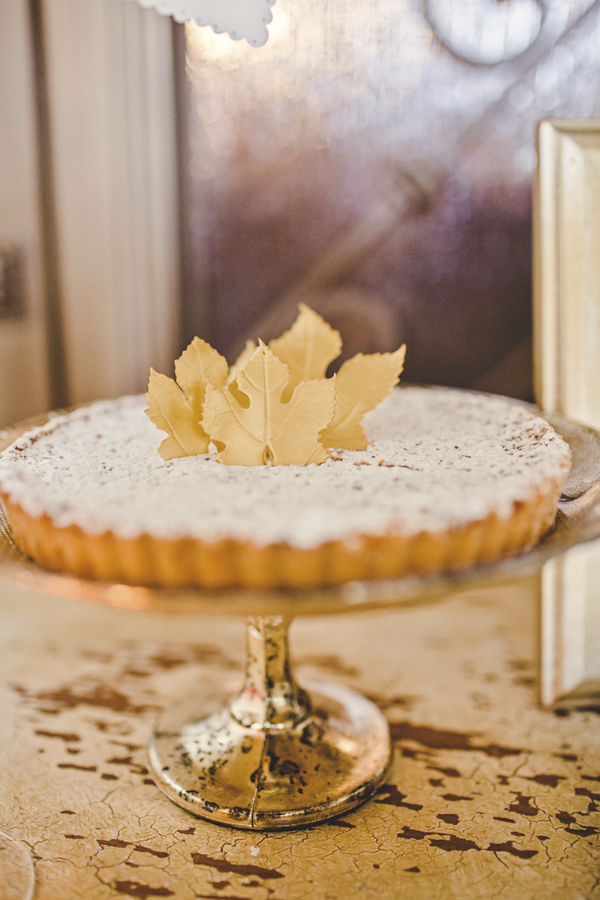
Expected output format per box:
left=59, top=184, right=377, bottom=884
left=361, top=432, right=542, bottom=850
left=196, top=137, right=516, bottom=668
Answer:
left=0, top=386, right=571, bottom=589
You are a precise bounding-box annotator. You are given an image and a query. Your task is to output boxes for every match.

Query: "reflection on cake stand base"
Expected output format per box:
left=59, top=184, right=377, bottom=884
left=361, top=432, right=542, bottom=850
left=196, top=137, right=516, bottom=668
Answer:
left=148, top=616, right=392, bottom=829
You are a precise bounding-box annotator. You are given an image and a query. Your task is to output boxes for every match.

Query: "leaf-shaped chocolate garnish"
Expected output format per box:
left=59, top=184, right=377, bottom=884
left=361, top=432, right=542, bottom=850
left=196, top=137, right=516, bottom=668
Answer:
left=175, top=337, right=228, bottom=419
left=269, top=303, right=342, bottom=401
left=203, top=341, right=336, bottom=466
left=145, top=369, right=211, bottom=459
left=227, top=339, right=258, bottom=385
left=320, top=345, right=406, bottom=450
left=145, top=338, right=229, bottom=458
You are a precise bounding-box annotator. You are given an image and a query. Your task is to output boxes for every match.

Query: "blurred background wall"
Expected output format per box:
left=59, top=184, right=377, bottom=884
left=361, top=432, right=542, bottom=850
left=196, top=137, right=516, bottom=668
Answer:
left=0, top=0, right=179, bottom=426
left=3, top=0, right=600, bottom=427
left=0, top=0, right=50, bottom=426
left=180, top=0, right=600, bottom=399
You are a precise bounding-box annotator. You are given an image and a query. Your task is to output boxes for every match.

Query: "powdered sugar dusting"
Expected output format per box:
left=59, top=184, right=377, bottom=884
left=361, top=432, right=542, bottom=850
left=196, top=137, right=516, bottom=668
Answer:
left=0, top=387, right=571, bottom=549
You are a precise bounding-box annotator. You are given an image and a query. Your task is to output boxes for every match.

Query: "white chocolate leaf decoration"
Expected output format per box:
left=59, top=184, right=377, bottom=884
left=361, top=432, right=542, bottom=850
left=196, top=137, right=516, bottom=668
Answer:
left=202, top=342, right=336, bottom=466
left=227, top=339, right=258, bottom=385
left=146, top=338, right=228, bottom=458
left=175, top=337, right=228, bottom=421
left=146, top=305, right=406, bottom=465
left=145, top=369, right=211, bottom=458
left=269, top=303, right=342, bottom=402
left=320, top=345, right=407, bottom=450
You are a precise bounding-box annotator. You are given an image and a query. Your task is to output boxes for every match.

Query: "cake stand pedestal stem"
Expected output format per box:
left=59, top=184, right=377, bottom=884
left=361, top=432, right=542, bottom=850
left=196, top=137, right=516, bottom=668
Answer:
left=229, top=616, right=310, bottom=730
left=148, top=614, right=392, bottom=830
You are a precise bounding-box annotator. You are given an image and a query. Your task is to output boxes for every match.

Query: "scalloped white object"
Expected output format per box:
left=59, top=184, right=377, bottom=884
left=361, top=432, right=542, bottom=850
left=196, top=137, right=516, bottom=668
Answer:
left=127, top=0, right=275, bottom=46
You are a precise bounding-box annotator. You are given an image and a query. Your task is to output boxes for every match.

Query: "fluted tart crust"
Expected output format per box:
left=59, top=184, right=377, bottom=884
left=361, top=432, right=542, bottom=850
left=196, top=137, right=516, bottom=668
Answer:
left=0, top=387, right=572, bottom=589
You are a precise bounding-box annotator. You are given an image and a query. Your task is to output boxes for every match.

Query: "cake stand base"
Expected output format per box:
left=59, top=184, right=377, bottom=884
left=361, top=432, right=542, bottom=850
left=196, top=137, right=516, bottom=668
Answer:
left=147, top=617, right=392, bottom=829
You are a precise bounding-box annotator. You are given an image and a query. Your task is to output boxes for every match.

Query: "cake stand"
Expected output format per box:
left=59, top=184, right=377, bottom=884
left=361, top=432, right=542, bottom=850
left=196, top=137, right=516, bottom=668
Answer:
left=1, top=409, right=600, bottom=830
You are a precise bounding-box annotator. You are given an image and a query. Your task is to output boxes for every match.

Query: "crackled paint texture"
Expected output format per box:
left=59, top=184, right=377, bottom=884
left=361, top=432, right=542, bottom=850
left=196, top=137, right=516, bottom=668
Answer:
left=0, top=573, right=598, bottom=899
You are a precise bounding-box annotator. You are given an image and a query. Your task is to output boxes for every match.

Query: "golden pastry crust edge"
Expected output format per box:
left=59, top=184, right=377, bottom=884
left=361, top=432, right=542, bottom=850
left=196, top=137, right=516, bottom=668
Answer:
left=1, top=479, right=565, bottom=589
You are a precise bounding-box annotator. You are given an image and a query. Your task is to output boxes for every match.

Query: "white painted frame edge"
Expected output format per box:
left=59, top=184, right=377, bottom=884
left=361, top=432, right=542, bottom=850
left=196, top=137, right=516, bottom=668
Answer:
left=534, top=118, right=600, bottom=707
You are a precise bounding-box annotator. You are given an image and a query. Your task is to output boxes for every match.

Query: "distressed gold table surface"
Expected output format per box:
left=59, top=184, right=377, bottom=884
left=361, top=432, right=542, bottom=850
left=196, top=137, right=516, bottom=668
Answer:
left=0, top=573, right=598, bottom=900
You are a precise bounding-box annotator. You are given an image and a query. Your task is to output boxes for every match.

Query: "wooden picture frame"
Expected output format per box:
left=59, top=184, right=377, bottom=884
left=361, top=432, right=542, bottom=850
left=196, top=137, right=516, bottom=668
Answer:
left=534, top=118, right=600, bottom=707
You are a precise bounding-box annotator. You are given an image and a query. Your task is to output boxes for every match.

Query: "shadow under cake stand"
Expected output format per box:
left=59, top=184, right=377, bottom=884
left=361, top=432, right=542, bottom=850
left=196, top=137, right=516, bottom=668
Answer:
left=1, top=411, right=600, bottom=830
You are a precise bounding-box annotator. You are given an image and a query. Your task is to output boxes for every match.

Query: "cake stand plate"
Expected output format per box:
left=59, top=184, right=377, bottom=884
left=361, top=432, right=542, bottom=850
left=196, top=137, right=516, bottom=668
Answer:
left=1, top=406, right=600, bottom=829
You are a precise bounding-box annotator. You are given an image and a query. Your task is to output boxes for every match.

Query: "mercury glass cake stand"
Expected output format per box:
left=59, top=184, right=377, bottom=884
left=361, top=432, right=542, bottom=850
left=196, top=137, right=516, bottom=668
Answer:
left=1, top=410, right=600, bottom=830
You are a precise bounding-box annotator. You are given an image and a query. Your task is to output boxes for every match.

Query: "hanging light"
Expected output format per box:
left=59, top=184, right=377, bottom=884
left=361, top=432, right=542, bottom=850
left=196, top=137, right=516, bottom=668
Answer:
left=125, top=0, right=276, bottom=47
